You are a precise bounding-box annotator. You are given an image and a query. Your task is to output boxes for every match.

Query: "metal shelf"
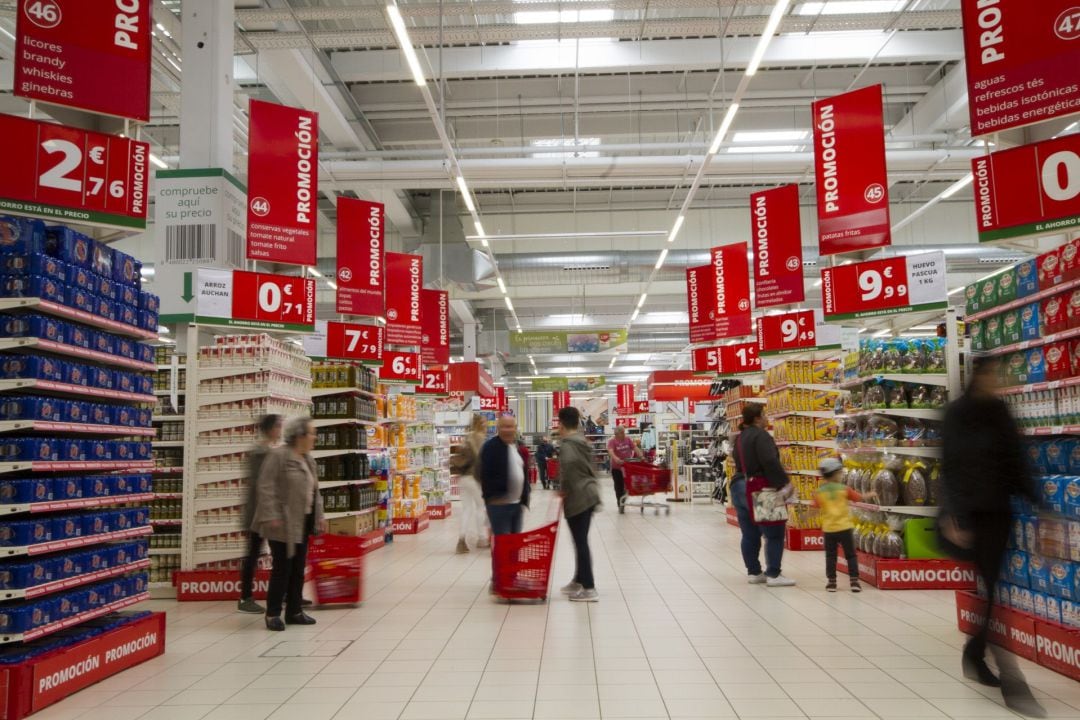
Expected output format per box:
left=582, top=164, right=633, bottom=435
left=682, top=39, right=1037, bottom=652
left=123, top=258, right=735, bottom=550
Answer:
left=775, top=440, right=837, bottom=449
left=765, top=383, right=835, bottom=396
left=0, top=338, right=155, bottom=371
left=148, top=548, right=180, bottom=556
left=0, top=492, right=154, bottom=516
left=0, top=297, right=157, bottom=340
left=839, top=445, right=944, bottom=458
left=834, top=408, right=944, bottom=421
left=0, top=559, right=151, bottom=601
left=1020, top=424, right=1080, bottom=436
left=324, top=507, right=377, bottom=520
left=0, top=418, right=155, bottom=436
left=838, top=373, right=950, bottom=389
left=311, top=448, right=380, bottom=460
left=153, top=440, right=185, bottom=448
left=0, top=525, right=152, bottom=558
left=0, top=460, right=154, bottom=476
left=311, top=386, right=381, bottom=398
left=974, top=326, right=1080, bottom=358
left=850, top=501, right=939, bottom=517
left=0, top=592, right=151, bottom=645
left=196, top=365, right=310, bottom=383
left=319, top=479, right=376, bottom=489
left=966, top=277, right=1080, bottom=322
left=769, top=411, right=837, bottom=420
left=999, top=375, right=1080, bottom=396
left=0, top=378, right=155, bottom=405
left=311, top=417, right=378, bottom=428
left=197, top=389, right=311, bottom=407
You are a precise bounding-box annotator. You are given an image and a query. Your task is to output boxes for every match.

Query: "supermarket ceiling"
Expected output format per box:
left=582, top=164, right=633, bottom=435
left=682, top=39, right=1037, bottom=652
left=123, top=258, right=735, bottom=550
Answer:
left=1, top=0, right=1076, bottom=385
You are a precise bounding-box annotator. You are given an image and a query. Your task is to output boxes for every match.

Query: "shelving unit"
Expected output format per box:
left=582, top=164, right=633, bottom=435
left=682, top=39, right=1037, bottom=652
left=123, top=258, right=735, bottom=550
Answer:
left=383, top=394, right=438, bottom=535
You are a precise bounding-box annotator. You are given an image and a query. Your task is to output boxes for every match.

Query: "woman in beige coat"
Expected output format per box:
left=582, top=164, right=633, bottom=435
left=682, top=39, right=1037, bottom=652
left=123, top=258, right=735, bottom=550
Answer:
left=452, top=413, right=489, bottom=553
left=251, top=416, right=324, bottom=630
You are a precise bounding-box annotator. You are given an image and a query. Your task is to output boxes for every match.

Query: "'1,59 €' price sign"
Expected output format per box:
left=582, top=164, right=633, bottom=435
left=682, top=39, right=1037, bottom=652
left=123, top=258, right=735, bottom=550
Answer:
left=326, top=321, right=383, bottom=364
left=821, top=252, right=947, bottom=321
left=380, top=351, right=422, bottom=384
left=692, top=341, right=761, bottom=376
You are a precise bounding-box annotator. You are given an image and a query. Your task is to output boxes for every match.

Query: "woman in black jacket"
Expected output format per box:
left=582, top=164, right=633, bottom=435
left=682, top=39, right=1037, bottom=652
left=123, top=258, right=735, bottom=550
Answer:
left=942, top=358, right=1044, bottom=717
left=730, top=404, right=794, bottom=587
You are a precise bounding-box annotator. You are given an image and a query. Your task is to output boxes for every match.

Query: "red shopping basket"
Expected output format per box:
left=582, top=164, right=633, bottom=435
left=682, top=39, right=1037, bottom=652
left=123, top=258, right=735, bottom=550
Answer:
left=307, top=534, right=364, bottom=606
left=622, top=461, right=672, bottom=496
left=546, top=458, right=560, bottom=480
left=491, top=519, right=559, bottom=601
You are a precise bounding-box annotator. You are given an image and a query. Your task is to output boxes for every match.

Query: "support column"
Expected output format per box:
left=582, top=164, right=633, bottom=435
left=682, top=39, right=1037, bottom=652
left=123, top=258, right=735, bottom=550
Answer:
left=463, top=322, right=478, bottom=362
left=179, top=0, right=235, bottom=170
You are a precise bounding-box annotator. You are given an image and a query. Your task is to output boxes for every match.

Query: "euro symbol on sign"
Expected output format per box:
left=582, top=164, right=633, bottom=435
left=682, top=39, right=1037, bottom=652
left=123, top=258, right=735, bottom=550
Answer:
left=89, top=146, right=105, bottom=164
left=284, top=284, right=294, bottom=296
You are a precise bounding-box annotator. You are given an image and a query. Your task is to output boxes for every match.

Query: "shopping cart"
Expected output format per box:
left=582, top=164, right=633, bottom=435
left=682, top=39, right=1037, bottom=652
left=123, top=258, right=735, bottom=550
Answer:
left=546, top=458, right=561, bottom=490
left=491, top=501, right=561, bottom=602
left=620, top=461, right=672, bottom=515
left=307, top=534, right=364, bottom=606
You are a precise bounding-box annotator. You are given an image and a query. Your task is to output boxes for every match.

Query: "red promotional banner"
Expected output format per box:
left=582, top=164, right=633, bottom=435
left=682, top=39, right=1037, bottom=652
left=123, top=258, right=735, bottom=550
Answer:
left=821, top=252, right=948, bottom=321
left=616, top=384, right=636, bottom=411
left=479, top=387, right=508, bottom=412
left=385, top=252, right=423, bottom=346
left=615, top=417, right=638, bottom=429
left=246, top=99, right=318, bottom=266
left=692, top=342, right=761, bottom=376
left=972, top=134, right=1080, bottom=242
left=813, top=84, right=891, bottom=255
left=553, top=391, right=571, bottom=413
left=686, top=264, right=717, bottom=344
left=15, top=0, right=152, bottom=121
left=0, top=114, right=148, bottom=229
left=647, top=371, right=715, bottom=402
left=379, top=351, right=421, bottom=384
left=750, top=185, right=805, bottom=307
left=231, top=270, right=316, bottom=331
left=421, top=289, right=450, bottom=365
left=449, top=361, right=496, bottom=398
left=336, top=198, right=384, bottom=316
left=326, top=321, right=383, bottom=364
left=710, top=243, right=754, bottom=339
left=417, top=368, right=449, bottom=396
left=962, top=1, right=1080, bottom=136
left=758, top=309, right=818, bottom=355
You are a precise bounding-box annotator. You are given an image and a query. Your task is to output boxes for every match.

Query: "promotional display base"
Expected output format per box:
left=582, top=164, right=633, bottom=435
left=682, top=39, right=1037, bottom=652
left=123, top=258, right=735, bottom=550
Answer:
left=391, top=513, right=430, bottom=535
left=427, top=505, right=452, bottom=520
left=359, top=529, right=386, bottom=554
left=785, top=527, right=824, bottom=551
left=725, top=506, right=739, bottom=528
left=955, top=591, right=1080, bottom=682
left=173, top=570, right=272, bottom=601
left=837, top=551, right=976, bottom=590
left=1, top=612, right=166, bottom=720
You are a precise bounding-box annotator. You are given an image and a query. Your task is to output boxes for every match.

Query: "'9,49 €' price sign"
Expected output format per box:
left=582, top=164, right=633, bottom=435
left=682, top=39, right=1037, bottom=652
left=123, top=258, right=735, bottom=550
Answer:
left=821, top=252, right=947, bottom=321
left=758, top=310, right=817, bottom=356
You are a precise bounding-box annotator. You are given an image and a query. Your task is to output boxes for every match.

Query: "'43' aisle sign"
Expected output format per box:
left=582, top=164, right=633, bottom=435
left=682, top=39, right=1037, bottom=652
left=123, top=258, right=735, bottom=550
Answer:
left=194, top=268, right=315, bottom=332
left=821, top=252, right=947, bottom=321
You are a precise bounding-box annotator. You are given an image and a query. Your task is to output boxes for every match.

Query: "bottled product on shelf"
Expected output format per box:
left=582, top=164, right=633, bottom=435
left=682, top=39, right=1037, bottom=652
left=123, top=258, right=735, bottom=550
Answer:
left=383, top=394, right=438, bottom=534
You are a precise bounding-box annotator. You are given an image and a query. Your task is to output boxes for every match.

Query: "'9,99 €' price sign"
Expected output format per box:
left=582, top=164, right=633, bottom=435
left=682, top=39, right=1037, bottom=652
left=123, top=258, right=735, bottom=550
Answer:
left=821, top=252, right=947, bottom=321
left=0, top=114, right=149, bottom=229
left=693, top=341, right=761, bottom=376
left=326, top=321, right=383, bottom=365
left=194, top=268, right=315, bottom=332
left=380, top=351, right=422, bottom=384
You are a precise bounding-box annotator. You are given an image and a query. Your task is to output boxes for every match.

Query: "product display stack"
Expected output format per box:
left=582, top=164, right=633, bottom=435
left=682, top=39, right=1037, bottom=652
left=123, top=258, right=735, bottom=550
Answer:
left=149, top=346, right=185, bottom=590
left=720, top=385, right=764, bottom=527
left=383, top=394, right=435, bottom=536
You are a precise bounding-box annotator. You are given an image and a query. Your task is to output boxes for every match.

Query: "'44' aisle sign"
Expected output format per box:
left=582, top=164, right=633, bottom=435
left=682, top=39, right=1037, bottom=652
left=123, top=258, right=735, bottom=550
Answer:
left=380, top=351, right=421, bottom=384
left=693, top=342, right=761, bottom=376
left=821, top=252, right=947, bottom=321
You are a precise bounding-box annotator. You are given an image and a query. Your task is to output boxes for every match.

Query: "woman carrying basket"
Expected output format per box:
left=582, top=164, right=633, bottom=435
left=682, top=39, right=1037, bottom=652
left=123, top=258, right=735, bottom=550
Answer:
left=556, top=406, right=602, bottom=603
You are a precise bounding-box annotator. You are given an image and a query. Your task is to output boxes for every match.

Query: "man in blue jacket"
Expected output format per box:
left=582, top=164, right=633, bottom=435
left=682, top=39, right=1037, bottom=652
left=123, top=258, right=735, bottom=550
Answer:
left=480, top=414, right=531, bottom=535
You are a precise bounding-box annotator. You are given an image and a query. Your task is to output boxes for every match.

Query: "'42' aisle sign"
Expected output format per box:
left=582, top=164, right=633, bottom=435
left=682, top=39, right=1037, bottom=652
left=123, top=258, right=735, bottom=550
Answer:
left=821, top=252, right=947, bottom=321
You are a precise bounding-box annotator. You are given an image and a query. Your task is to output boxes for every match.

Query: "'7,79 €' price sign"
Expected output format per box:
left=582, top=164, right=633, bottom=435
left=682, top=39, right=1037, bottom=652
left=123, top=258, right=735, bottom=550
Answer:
left=326, top=321, right=383, bottom=365
left=380, top=351, right=422, bottom=384
left=821, top=252, right=947, bottom=321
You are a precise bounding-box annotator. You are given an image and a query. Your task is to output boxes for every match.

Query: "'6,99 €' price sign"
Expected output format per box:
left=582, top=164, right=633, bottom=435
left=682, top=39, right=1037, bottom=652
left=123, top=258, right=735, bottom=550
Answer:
left=692, top=341, right=761, bottom=376
left=821, top=252, right=947, bottom=321
left=380, top=351, right=422, bottom=384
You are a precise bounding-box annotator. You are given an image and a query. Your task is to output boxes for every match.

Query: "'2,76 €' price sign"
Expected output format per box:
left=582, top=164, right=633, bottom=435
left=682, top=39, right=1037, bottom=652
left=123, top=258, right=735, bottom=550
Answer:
left=692, top=341, right=761, bottom=376
left=194, top=268, right=315, bottom=332
left=380, top=351, right=422, bottom=384
left=326, top=321, right=383, bottom=364
left=821, top=252, right=947, bottom=321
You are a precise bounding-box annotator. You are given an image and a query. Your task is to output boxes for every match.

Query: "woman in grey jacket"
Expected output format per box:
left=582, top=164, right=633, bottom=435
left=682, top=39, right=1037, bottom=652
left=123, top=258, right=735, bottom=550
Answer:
left=252, top=416, right=324, bottom=630
left=556, top=406, right=602, bottom=602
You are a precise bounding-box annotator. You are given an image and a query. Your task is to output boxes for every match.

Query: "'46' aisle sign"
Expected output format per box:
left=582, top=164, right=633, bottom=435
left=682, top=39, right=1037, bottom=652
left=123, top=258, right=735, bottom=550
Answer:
left=821, top=252, right=947, bottom=321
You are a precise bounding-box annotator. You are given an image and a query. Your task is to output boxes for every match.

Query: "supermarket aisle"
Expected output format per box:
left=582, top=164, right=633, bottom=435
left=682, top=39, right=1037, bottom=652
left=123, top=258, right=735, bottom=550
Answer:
left=37, top=486, right=1080, bottom=720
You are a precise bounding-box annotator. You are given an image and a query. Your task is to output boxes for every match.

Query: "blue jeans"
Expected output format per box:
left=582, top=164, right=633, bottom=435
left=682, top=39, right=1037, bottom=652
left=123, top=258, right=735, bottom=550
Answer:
left=486, top=503, right=523, bottom=536
left=730, top=478, right=785, bottom=578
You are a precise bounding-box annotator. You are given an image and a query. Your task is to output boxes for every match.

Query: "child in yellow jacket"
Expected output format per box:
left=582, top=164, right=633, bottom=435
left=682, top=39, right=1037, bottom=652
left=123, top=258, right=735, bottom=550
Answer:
left=813, top=458, right=875, bottom=593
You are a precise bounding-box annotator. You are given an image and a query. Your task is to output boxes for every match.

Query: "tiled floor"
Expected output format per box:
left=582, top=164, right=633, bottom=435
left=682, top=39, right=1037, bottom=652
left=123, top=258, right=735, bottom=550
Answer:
left=36, top=486, right=1080, bottom=720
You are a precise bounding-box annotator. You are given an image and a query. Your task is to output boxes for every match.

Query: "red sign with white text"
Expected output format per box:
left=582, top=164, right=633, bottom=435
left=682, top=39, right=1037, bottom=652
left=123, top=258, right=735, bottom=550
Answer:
left=385, top=252, right=423, bottom=346
left=692, top=342, right=761, bottom=376
left=336, top=198, right=384, bottom=316
left=231, top=270, right=316, bottom=330
left=813, top=85, right=891, bottom=255
left=553, top=391, right=571, bottom=413
left=710, top=243, right=754, bottom=339
left=0, top=114, right=148, bottom=229
left=962, top=1, right=1080, bottom=136
left=751, top=185, right=805, bottom=307
left=615, top=417, right=638, bottom=429
left=421, top=289, right=450, bottom=365
left=821, top=252, right=948, bottom=321
left=417, top=368, right=449, bottom=396
left=479, top=387, right=508, bottom=412
left=617, top=384, right=635, bottom=411
left=326, top=321, right=383, bottom=364
left=15, top=0, right=152, bottom=122
left=758, top=310, right=818, bottom=355
left=647, top=371, right=715, bottom=402
left=686, top=264, right=717, bottom=344
left=972, top=134, right=1080, bottom=242
left=246, top=99, right=318, bottom=266
left=449, top=361, right=496, bottom=397
left=379, top=351, right=421, bottom=384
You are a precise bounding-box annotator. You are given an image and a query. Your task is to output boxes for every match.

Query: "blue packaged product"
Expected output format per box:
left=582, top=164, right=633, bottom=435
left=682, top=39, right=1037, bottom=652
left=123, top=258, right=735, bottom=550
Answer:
left=1062, top=600, right=1080, bottom=629
left=138, top=310, right=158, bottom=332
left=0, top=563, right=33, bottom=590
left=0, top=478, right=52, bottom=504
left=51, top=516, right=82, bottom=541
left=1012, top=518, right=1026, bottom=550
left=2, top=438, right=59, bottom=462
left=0, top=313, right=65, bottom=342
left=1020, top=302, right=1041, bottom=341
left=134, top=408, right=151, bottom=428
left=46, top=227, right=93, bottom=268
left=115, top=337, right=135, bottom=359
left=112, top=475, right=134, bottom=494
left=139, top=291, right=159, bottom=313
left=90, top=242, right=112, bottom=277
left=0, top=396, right=64, bottom=422
left=64, top=322, right=90, bottom=349
left=58, top=553, right=84, bottom=579
left=52, top=477, right=83, bottom=501
left=90, top=330, right=114, bottom=356
left=57, top=593, right=79, bottom=620
left=61, top=399, right=86, bottom=424
left=62, top=361, right=86, bottom=387
left=56, top=439, right=82, bottom=462
left=96, top=274, right=116, bottom=301
left=118, top=285, right=138, bottom=307
left=116, top=304, right=137, bottom=327
left=0, top=274, right=65, bottom=305
left=134, top=441, right=152, bottom=461
left=130, top=539, right=148, bottom=560
left=1007, top=550, right=1030, bottom=587
left=1016, top=259, right=1040, bottom=298
left=1043, top=475, right=1066, bottom=514
left=1028, top=554, right=1051, bottom=593
left=0, top=355, right=63, bottom=382
left=68, top=286, right=95, bottom=314
left=135, top=375, right=153, bottom=397
left=84, top=544, right=109, bottom=570
left=130, top=573, right=147, bottom=595
left=1026, top=348, right=1047, bottom=384
left=84, top=440, right=110, bottom=462
left=85, top=585, right=105, bottom=608
left=65, top=264, right=95, bottom=293
left=0, top=216, right=47, bottom=255
left=1049, top=561, right=1076, bottom=600
left=127, top=507, right=148, bottom=527
left=0, top=519, right=51, bottom=547
left=1034, top=591, right=1049, bottom=620
left=135, top=344, right=153, bottom=364
left=95, top=297, right=115, bottom=322
left=0, top=605, right=37, bottom=633
left=113, top=251, right=141, bottom=287
left=0, top=254, right=65, bottom=282
left=1025, top=515, right=1040, bottom=554
left=1019, top=587, right=1036, bottom=614
left=1047, top=440, right=1070, bottom=474
left=83, top=475, right=112, bottom=497
left=87, top=404, right=111, bottom=426
left=1065, top=477, right=1080, bottom=518
left=129, top=474, right=151, bottom=493
left=112, top=510, right=130, bottom=531
left=114, top=371, right=136, bottom=394
left=111, top=405, right=133, bottom=428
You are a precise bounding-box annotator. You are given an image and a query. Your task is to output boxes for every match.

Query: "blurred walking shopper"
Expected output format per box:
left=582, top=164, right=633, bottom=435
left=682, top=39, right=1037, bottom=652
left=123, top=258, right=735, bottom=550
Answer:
left=536, top=435, right=556, bottom=490
left=607, top=425, right=644, bottom=509
left=730, top=404, right=795, bottom=587
left=557, top=407, right=602, bottom=602
left=942, top=358, right=1045, bottom=717
left=238, top=414, right=282, bottom=614
left=252, top=417, right=324, bottom=631
left=452, top=414, right=489, bottom=553
left=480, top=415, right=531, bottom=535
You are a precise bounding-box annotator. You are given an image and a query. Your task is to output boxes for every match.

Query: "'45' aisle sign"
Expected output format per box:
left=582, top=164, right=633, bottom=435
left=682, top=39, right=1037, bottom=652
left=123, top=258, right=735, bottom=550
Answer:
left=821, top=252, right=947, bottom=321
left=194, top=268, right=315, bottom=332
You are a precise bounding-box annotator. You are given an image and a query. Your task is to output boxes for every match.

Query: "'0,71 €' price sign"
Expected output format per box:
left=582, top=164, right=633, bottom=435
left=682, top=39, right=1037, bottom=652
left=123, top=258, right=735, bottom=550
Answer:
left=194, top=268, right=315, bottom=332
left=821, top=252, right=947, bottom=321
left=326, top=321, right=383, bottom=364
left=380, top=351, right=422, bottom=384
left=692, top=341, right=761, bottom=376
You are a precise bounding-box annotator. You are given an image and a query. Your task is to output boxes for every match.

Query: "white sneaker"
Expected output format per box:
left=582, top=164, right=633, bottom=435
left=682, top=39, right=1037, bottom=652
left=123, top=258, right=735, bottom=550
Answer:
left=766, top=575, right=796, bottom=587
left=748, top=574, right=768, bottom=585
left=560, top=581, right=583, bottom=595
left=569, top=588, right=599, bottom=602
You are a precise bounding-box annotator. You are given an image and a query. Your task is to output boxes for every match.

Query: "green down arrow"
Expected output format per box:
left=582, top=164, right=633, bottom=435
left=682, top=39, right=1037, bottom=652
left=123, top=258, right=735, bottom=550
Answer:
left=181, top=272, right=194, bottom=302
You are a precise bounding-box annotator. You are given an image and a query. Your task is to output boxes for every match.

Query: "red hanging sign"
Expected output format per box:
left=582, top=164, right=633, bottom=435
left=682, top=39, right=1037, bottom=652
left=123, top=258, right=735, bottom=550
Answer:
left=231, top=270, right=316, bottom=330
left=692, top=342, right=761, bottom=376
left=616, top=384, right=636, bottom=411
left=758, top=309, right=818, bottom=355
left=821, top=252, right=948, bottom=321
left=710, top=243, right=754, bottom=339
left=385, top=252, right=423, bottom=346
left=379, top=351, right=421, bottom=384
left=686, top=264, right=718, bottom=344
left=246, top=99, right=318, bottom=266
left=647, top=371, right=714, bottom=402
left=479, top=387, right=508, bottom=412
left=972, top=134, right=1080, bottom=243
left=449, top=361, right=496, bottom=397
left=15, top=0, right=152, bottom=122
left=813, top=84, right=891, bottom=256
left=326, top=321, right=383, bottom=364
left=421, top=289, right=450, bottom=365
left=615, top=417, right=638, bottom=429
left=751, top=185, right=805, bottom=307
left=553, top=391, right=571, bottom=413
left=0, top=114, right=149, bottom=229
left=417, top=368, right=449, bottom=396
left=336, top=198, right=384, bottom=316
left=962, top=1, right=1080, bottom=137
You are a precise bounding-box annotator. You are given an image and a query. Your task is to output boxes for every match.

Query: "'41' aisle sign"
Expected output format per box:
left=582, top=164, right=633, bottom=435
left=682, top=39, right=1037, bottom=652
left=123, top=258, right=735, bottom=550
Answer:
left=821, top=252, right=947, bottom=321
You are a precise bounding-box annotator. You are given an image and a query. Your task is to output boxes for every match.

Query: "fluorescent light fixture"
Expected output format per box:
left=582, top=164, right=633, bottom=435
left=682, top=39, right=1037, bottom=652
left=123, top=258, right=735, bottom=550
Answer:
left=504, top=296, right=514, bottom=312
left=481, top=238, right=489, bottom=247
left=497, top=277, right=507, bottom=293
left=465, top=230, right=665, bottom=242
left=386, top=3, right=427, bottom=86
left=308, top=267, right=323, bottom=278
left=746, top=0, right=792, bottom=77
left=727, top=145, right=801, bottom=154
left=327, top=281, right=339, bottom=290
left=813, top=279, right=822, bottom=288
left=157, top=326, right=170, bottom=334
left=474, top=221, right=486, bottom=237
left=515, top=9, right=614, bottom=24
left=947, top=286, right=967, bottom=296
left=140, top=267, right=155, bottom=278
left=873, top=329, right=891, bottom=338
left=455, top=175, right=476, bottom=212
left=0, top=25, right=13, bottom=41
left=531, top=137, right=601, bottom=159
left=630, top=308, right=640, bottom=322
left=796, top=1, right=906, bottom=15
left=655, top=248, right=669, bottom=270
left=149, top=153, right=168, bottom=169
left=637, top=293, right=648, bottom=309
left=668, top=215, right=685, bottom=243
left=733, top=130, right=808, bottom=143
left=941, top=173, right=974, bottom=199
left=609, top=356, right=617, bottom=369
left=517, top=327, right=523, bottom=334
left=708, top=103, right=741, bottom=154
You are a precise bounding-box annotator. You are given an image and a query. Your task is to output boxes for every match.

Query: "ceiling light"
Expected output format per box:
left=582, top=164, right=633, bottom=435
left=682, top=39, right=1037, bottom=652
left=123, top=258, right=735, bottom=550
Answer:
left=481, top=239, right=489, bottom=248
left=941, top=173, right=974, bottom=199
left=796, top=1, right=906, bottom=16
left=727, top=145, right=801, bottom=154
left=514, top=9, right=614, bottom=24
left=386, top=3, right=427, bottom=86
left=733, top=130, right=808, bottom=143
left=308, top=267, right=323, bottom=278
left=746, top=0, right=792, bottom=77
left=637, top=293, right=648, bottom=309
left=655, top=249, right=669, bottom=270
left=149, top=153, right=168, bottom=169
left=947, top=286, right=967, bottom=296
left=0, top=25, right=16, bottom=41
left=609, top=356, right=617, bottom=369
left=630, top=308, right=640, bottom=322
left=474, top=221, right=486, bottom=237
left=327, top=281, right=339, bottom=290
left=813, top=279, right=822, bottom=288
left=465, top=230, right=666, bottom=242
left=157, top=326, right=170, bottom=334
left=668, top=215, right=685, bottom=243
left=455, top=175, right=476, bottom=213
left=141, top=267, right=155, bottom=278
left=873, top=329, right=891, bottom=338
left=497, top=277, right=507, bottom=293
left=708, top=103, right=741, bottom=154
left=504, top=296, right=514, bottom=312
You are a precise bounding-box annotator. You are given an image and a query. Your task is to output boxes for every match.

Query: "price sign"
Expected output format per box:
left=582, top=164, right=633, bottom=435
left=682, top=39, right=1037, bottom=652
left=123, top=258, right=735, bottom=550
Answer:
left=229, top=270, right=316, bottom=331
left=379, top=351, right=421, bottom=384
left=634, top=400, right=650, bottom=414
left=479, top=387, right=508, bottom=412
left=326, top=321, right=383, bottom=364
left=553, top=391, right=571, bottom=413
left=615, top=417, right=638, bottom=429
left=0, top=114, right=149, bottom=229
left=693, top=342, right=761, bottom=376
left=417, top=368, right=449, bottom=396
left=758, top=310, right=817, bottom=355
left=821, top=252, right=947, bottom=321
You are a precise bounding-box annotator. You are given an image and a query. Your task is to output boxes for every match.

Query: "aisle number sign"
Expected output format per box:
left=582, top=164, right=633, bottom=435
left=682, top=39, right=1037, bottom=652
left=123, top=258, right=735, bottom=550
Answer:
left=692, top=342, right=761, bottom=376
left=758, top=309, right=843, bottom=356
left=972, top=133, right=1080, bottom=242
left=336, top=198, right=384, bottom=316
left=0, top=114, right=149, bottom=229
left=194, top=268, right=315, bottom=332
left=15, top=0, right=152, bottom=121
left=379, top=351, right=421, bottom=384
left=821, top=251, right=948, bottom=321
left=750, top=184, right=805, bottom=308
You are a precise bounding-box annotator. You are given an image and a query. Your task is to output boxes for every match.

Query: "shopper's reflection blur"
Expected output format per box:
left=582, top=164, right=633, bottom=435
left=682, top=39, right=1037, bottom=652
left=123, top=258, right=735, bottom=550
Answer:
left=238, top=414, right=282, bottom=615
left=941, top=357, right=1045, bottom=718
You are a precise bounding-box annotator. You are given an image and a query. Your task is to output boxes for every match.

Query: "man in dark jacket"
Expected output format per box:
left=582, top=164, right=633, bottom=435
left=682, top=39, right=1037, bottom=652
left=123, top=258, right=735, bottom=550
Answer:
left=238, top=414, right=282, bottom=614
left=480, top=415, right=530, bottom=535
left=536, top=436, right=555, bottom=489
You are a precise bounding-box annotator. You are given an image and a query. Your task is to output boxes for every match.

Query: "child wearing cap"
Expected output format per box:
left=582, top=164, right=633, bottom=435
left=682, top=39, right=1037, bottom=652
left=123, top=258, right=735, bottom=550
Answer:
left=813, top=458, right=875, bottom=593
